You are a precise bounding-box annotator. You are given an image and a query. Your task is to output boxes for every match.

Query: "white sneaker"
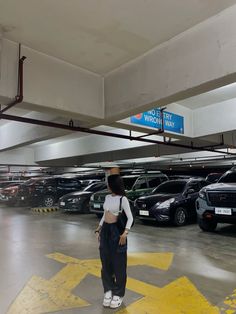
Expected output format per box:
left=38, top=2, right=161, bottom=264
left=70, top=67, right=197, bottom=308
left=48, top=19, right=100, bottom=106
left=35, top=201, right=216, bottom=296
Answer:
left=110, top=295, right=123, bottom=308
left=103, top=290, right=112, bottom=307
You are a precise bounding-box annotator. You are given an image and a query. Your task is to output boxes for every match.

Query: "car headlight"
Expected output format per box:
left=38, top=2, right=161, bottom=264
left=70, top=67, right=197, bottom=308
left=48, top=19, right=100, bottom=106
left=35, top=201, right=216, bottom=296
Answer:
left=157, top=198, right=175, bottom=209
left=199, top=189, right=207, bottom=200
left=72, top=197, right=80, bottom=203
left=90, top=194, right=94, bottom=201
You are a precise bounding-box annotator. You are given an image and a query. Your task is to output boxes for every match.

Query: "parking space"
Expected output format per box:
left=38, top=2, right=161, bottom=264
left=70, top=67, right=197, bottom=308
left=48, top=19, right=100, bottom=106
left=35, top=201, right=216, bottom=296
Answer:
left=0, top=205, right=235, bottom=313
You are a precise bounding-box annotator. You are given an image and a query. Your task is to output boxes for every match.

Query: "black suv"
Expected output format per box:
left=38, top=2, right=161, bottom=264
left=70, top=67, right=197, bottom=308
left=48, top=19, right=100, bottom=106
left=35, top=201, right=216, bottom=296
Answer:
left=136, top=178, right=208, bottom=226
left=17, top=177, right=83, bottom=207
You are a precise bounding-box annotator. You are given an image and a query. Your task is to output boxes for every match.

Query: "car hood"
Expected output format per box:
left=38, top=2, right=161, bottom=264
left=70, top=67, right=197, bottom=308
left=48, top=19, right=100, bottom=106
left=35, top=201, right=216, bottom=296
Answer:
left=205, top=183, right=236, bottom=191
left=137, top=193, right=180, bottom=207
left=60, top=191, right=92, bottom=201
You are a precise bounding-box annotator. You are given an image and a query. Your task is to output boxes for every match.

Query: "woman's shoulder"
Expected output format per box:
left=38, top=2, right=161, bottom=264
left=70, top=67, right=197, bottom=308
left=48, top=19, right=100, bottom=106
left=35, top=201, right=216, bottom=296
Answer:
left=105, top=194, right=116, bottom=199
left=121, top=195, right=129, bottom=202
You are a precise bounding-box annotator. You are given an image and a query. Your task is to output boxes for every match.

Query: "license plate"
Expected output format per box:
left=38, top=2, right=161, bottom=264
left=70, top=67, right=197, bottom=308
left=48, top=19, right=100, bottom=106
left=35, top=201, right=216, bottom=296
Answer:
left=215, top=208, right=232, bottom=215
left=60, top=202, right=65, bottom=206
left=94, top=203, right=101, bottom=208
left=139, top=210, right=149, bottom=216
left=21, top=196, right=24, bottom=200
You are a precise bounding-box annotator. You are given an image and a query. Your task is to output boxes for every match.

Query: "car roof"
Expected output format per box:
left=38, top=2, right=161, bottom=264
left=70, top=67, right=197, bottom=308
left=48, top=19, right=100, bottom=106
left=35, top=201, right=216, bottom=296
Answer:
left=163, top=178, right=205, bottom=184
left=122, top=175, right=140, bottom=179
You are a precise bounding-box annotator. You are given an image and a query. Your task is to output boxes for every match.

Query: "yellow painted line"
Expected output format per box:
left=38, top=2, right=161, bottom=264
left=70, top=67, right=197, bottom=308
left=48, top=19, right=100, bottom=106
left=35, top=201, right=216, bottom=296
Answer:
left=51, top=263, right=91, bottom=290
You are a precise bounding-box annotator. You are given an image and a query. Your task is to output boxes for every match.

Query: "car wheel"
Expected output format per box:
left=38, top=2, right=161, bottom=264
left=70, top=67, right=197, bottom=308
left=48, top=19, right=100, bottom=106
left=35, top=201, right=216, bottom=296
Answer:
left=198, top=218, right=217, bottom=232
left=43, top=195, right=55, bottom=207
left=173, top=207, right=187, bottom=226
left=96, top=213, right=103, bottom=218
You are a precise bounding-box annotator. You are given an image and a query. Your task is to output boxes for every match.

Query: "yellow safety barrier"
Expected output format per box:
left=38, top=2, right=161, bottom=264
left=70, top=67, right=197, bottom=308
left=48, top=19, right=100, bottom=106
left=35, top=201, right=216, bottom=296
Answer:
left=31, top=207, right=58, bottom=213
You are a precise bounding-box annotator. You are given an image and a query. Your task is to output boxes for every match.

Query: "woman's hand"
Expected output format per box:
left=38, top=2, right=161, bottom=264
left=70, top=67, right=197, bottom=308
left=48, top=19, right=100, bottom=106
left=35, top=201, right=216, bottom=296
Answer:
left=119, top=232, right=127, bottom=246
left=95, top=228, right=101, bottom=242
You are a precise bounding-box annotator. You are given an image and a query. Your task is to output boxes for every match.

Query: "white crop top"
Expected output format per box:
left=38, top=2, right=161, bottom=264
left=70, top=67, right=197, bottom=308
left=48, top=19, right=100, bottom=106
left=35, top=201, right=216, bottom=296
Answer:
left=99, top=194, right=133, bottom=230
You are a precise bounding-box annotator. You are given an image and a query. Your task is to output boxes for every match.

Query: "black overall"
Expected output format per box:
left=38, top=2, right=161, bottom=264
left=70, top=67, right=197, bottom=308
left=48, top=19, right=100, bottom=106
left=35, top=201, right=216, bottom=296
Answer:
left=99, top=222, right=127, bottom=297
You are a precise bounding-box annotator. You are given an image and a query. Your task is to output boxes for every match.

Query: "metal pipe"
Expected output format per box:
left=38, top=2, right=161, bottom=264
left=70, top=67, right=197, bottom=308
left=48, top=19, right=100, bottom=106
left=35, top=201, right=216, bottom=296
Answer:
left=1, top=44, right=26, bottom=113
left=198, top=134, right=224, bottom=149
left=0, top=112, right=235, bottom=156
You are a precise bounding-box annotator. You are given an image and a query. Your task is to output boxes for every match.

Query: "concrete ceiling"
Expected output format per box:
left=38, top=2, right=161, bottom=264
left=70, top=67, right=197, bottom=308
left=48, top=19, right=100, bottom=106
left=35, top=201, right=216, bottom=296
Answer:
left=0, top=0, right=236, bottom=74
left=178, top=83, right=236, bottom=110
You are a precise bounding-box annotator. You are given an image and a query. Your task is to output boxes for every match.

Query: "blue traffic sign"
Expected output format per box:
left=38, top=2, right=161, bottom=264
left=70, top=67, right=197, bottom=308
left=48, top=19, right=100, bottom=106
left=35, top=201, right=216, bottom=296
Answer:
left=130, top=109, right=184, bottom=134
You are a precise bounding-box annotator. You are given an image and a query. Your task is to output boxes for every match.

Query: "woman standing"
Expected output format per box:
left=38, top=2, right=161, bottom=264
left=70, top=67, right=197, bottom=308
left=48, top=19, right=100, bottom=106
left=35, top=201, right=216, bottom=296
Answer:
left=95, top=174, right=133, bottom=309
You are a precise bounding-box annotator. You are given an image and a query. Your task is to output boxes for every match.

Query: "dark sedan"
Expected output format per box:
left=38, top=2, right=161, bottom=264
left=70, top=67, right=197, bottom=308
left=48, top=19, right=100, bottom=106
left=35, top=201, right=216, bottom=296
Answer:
left=59, top=182, right=107, bottom=213
left=135, top=178, right=208, bottom=226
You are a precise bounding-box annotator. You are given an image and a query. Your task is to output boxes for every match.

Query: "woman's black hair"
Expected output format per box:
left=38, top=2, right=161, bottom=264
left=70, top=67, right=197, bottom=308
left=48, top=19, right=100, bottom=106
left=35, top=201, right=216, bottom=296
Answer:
left=107, top=174, right=126, bottom=196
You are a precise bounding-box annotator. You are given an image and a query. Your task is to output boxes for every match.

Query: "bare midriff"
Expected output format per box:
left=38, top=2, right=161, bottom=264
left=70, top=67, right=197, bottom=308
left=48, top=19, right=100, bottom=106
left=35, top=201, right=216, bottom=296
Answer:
left=104, top=210, right=118, bottom=224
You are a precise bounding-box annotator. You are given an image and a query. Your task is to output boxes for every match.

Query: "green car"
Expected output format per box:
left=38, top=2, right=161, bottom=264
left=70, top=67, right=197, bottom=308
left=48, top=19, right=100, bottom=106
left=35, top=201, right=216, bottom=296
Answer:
left=89, top=173, right=168, bottom=217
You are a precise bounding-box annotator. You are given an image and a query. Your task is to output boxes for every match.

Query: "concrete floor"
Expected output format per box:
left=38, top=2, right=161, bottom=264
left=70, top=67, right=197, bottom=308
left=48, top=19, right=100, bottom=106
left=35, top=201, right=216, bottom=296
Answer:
left=0, top=205, right=235, bottom=314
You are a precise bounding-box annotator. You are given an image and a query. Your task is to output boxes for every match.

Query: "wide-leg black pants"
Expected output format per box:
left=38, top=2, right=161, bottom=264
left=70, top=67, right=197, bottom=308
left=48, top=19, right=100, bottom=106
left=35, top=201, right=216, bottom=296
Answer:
left=99, top=222, right=127, bottom=297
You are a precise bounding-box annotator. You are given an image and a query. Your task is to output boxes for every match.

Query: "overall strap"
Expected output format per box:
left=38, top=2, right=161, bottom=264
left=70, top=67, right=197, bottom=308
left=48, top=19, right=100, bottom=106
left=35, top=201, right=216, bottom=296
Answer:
left=119, top=196, right=124, bottom=213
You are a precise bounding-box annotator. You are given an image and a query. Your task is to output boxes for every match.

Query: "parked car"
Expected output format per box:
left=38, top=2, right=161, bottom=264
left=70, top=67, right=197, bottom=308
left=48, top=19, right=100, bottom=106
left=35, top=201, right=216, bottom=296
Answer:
left=168, top=175, right=192, bottom=180
left=0, top=182, right=25, bottom=205
left=136, top=178, right=208, bottom=226
left=90, top=172, right=168, bottom=217
left=59, top=182, right=107, bottom=213
left=17, top=176, right=84, bottom=207
left=196, top=168, right=236, bottom=231
left=0, top=180, right=24, bottom=192
left=79, top=179, right=101, bottom=188
left=205, top=172, right=223, bottom=184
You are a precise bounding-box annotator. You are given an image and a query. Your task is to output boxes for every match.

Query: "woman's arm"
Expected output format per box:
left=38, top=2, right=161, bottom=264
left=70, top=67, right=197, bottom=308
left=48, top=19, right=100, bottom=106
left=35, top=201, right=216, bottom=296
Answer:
left=122, top=196, right=134, bottom=230
left=95, top=195, right=107, bottom=233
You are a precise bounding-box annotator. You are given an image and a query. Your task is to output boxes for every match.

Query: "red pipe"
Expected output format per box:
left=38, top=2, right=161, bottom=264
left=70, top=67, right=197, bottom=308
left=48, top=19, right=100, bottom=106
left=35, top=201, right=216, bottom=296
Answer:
left=1, top=55, right=27, bottom=113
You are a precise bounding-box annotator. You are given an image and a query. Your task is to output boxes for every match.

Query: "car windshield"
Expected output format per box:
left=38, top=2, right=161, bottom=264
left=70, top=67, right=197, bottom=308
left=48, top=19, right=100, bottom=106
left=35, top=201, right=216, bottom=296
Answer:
left=4, top=183, right=20, bottom=189
left=0, top=182, right=14, bottom=189
left=152, top=181, right=186, bottom=194
left=123, top=177, right=138, bottom=190
left=83, top=183, right=105, bottom=192
left=218, top=172, right=236, bottom=183
left=23, top=178, right=42, bottom=186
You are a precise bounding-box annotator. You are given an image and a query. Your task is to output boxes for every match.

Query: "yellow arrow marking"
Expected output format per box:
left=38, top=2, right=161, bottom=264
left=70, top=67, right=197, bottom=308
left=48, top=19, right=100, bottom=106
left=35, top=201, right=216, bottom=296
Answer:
left=128, top=252, right=174, bottom=270
left=7, top=252, right=235, bottom=314
left=47, top=251, right=174, bottom=271
left=7, top=275, right=89, bottom=314
left=219, top=288, right=236, bottom=313
left=118, top=276, right=219, bottom=314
